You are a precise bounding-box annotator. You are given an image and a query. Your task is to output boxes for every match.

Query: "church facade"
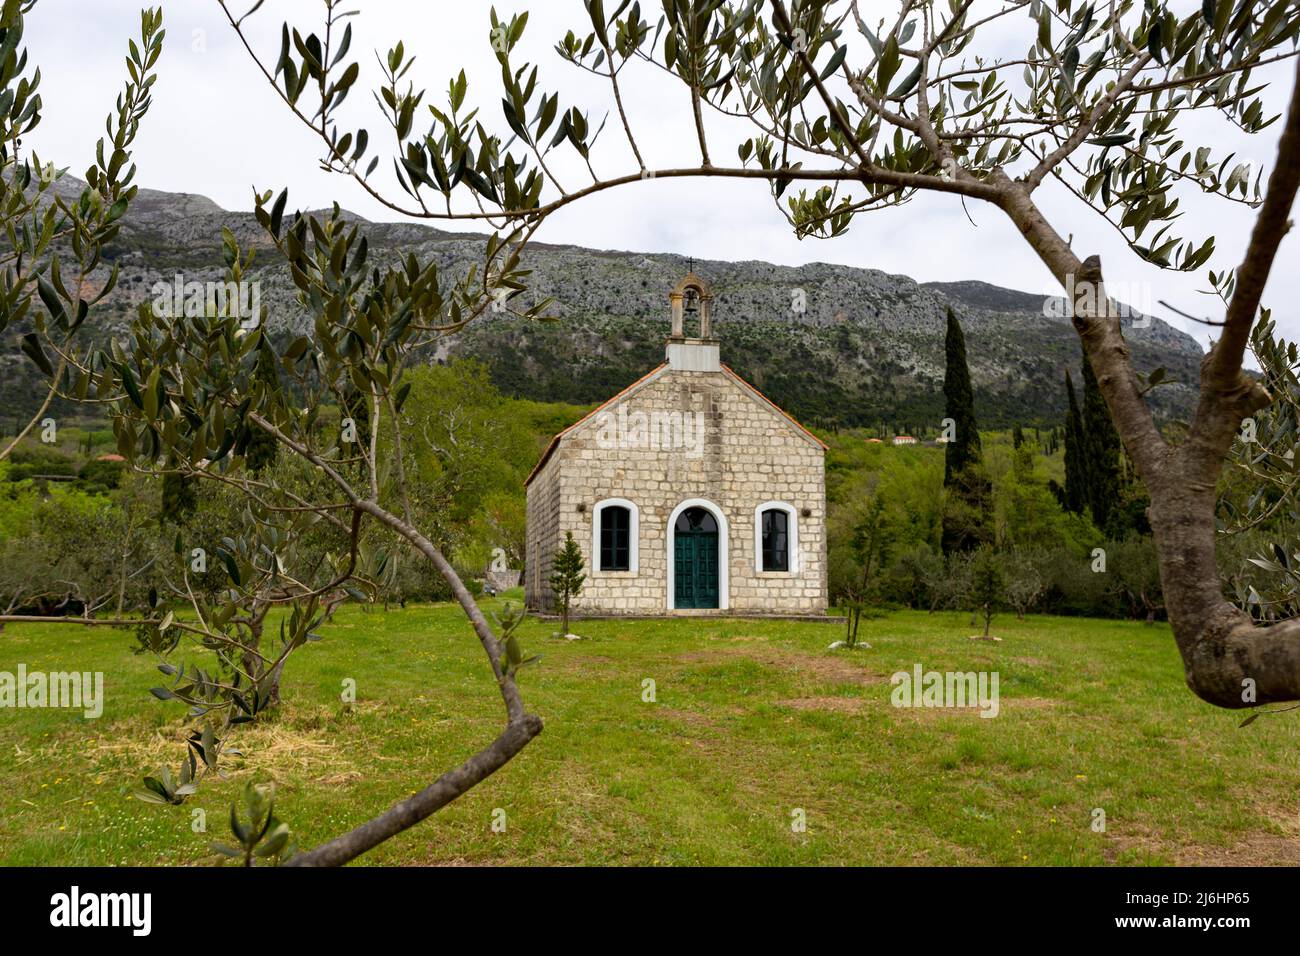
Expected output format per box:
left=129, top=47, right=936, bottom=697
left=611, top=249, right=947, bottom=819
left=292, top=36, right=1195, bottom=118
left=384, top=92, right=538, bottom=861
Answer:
left=524, top=272, right=828, bottom=617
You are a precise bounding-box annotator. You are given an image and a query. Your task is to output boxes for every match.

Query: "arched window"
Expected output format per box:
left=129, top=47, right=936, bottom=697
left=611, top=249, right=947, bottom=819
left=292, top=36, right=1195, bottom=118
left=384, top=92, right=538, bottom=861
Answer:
left=601, top=506, right=631, bottom=570
left=593, top=498, right=639, bottom=573
left=754, top=502, right=798, bottom=573
left=675, top=507, right=718, bottom=533
left=761, top=510, right=788, bottom=570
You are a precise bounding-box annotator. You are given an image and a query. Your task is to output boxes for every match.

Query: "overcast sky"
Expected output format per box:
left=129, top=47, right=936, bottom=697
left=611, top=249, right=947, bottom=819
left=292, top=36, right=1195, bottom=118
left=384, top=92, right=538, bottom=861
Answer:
left=22, top=0, right=1300, bottom=348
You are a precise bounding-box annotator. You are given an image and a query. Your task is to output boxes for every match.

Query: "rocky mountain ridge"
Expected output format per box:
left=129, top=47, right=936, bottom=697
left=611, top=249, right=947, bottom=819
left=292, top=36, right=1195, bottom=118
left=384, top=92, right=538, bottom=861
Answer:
left=1, top=175, right=1205, bottom=430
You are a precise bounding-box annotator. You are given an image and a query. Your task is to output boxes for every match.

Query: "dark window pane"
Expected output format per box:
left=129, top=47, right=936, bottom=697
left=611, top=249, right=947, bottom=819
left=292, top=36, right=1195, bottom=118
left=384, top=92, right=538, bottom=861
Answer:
left=761, top=509, right=789, bottom=571
left=599, top=506, right=630, bottom=570
left=675, top=506, right=718, bottom=533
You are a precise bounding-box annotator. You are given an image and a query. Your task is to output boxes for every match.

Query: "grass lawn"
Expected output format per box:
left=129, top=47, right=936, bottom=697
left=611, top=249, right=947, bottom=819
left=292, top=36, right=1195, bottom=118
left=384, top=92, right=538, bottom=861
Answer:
left=1, top=593, right=1298, bottom=866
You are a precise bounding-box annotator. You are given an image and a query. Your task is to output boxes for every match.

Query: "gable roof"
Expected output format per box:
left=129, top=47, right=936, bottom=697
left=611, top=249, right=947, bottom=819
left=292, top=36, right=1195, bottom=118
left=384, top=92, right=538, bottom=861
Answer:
left=523, top=362, right=826, bottom=486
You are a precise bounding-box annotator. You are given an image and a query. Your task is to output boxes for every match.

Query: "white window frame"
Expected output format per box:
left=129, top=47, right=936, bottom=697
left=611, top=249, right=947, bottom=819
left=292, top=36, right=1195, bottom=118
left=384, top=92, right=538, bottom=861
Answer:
left=754, top=501, right=799, bottom=573
left=592, top=498, right=639, bottom=573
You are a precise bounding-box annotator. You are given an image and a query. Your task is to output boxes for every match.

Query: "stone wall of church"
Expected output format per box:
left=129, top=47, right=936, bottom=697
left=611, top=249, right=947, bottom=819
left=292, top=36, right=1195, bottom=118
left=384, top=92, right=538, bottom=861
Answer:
left=528, top=367, right=827, bottom=616
left=524, top=452, right=563, bottom=612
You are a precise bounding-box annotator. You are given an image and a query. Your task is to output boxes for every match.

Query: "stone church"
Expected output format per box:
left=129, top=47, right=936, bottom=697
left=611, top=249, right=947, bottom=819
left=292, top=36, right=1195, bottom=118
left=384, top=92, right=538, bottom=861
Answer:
left=524, top=272, right=828, bottom=617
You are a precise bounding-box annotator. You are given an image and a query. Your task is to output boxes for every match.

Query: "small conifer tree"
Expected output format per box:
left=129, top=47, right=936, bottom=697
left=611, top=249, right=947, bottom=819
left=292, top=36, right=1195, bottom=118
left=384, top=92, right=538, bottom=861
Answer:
left=550, top=531, right=586, bottom=635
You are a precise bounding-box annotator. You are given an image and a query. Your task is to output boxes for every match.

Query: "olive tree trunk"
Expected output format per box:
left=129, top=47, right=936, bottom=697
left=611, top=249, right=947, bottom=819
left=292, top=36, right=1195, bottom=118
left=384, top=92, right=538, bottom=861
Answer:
left=990, top=69, right=1300, bottom=708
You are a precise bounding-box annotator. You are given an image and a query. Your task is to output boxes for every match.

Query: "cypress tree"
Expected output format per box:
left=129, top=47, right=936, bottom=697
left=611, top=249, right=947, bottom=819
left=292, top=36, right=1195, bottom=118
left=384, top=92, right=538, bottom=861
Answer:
left=1062, top=370, right=1086, bottom=515
left=941, top=466, right=995, bottom=555
left=1080, top=353, right=1123, bottom=533
left=1012, top=424, right=1025, bottom=449
left=942, top=308, right=981, bottom=484
left=940, top=309, right=993, bottom=555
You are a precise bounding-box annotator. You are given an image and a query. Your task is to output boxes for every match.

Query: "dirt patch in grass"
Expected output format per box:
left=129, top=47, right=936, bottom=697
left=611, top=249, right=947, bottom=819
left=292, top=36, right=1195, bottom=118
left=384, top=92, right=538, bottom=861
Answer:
left=1105, top=812, right=1300, bottom=866
left=889, top=696, right=1058, bottom=721
left=431, top=856, right=502, bottom=867
left=1172, top=799, right=1300, bottom=866
left=552, top=654, right=618, bottom=672
left=676, top=646, right=885, bottom=685
left=317, top=770, right=365, bottom=786
left=891, top=705, right=992, bottom=722
left=775, top=696, right=870, bottom=714
left=658, top=706, right=724, bottom=729
left=1174, top=833, right=1300, bottom=866
left=707, top=634, right=773, bottom=643
left=792, top=652, right=887, bottom=686
left=1004, top=696, right=1057, bottom=710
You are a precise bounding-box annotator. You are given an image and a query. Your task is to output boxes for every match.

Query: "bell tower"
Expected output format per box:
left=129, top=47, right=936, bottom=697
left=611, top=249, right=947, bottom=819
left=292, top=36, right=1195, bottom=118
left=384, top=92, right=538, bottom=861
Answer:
left=666, top=270, right=720, bottom=372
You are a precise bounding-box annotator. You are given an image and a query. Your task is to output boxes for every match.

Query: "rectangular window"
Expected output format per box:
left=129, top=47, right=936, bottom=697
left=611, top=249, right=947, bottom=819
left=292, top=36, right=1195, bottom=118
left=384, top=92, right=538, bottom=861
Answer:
left=600, top=506, right=631, bottom=571
left=761, top=509, right=789, bottom=571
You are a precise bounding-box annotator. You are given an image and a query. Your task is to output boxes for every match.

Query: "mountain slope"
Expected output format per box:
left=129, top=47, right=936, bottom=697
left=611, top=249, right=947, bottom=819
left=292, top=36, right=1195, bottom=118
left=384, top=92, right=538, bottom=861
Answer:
left=1, top=176, right=1204, bottom=430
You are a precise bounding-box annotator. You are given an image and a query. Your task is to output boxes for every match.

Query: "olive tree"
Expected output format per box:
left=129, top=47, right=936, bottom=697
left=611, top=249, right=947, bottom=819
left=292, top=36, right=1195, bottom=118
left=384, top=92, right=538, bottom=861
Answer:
left=5, top=0, right=555, bottom=868
left=1222, top=317, right=1300, bottom=621
left=217, top=0, right=1300, bottom=711
left=0, top=2, right=163, bottom=459
left=99, top=197, right=549, bottom=864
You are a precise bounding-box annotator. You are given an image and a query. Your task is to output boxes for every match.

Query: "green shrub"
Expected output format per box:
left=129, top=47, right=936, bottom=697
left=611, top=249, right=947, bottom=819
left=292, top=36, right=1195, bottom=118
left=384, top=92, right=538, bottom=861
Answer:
left=880, top=543, right=945, bottom=609
left=77, top=458, right=126, bottom=492
left=5, top=445, right=76, bottom=482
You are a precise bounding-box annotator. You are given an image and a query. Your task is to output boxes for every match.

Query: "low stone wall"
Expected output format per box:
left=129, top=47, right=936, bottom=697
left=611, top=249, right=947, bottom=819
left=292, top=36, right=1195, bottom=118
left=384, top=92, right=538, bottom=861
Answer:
left=485, top=569, right=522, bottom=591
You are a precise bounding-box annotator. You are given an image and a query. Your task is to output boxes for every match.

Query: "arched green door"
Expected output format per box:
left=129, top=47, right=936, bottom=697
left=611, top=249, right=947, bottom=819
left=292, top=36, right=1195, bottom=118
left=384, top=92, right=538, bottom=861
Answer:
left=674, top=507, right=719, bottom=609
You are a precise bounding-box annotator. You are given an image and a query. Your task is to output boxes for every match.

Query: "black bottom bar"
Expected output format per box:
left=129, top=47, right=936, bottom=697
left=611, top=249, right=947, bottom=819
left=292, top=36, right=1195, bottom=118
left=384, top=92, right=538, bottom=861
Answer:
left=0, top=866, right=1280, bottom=940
